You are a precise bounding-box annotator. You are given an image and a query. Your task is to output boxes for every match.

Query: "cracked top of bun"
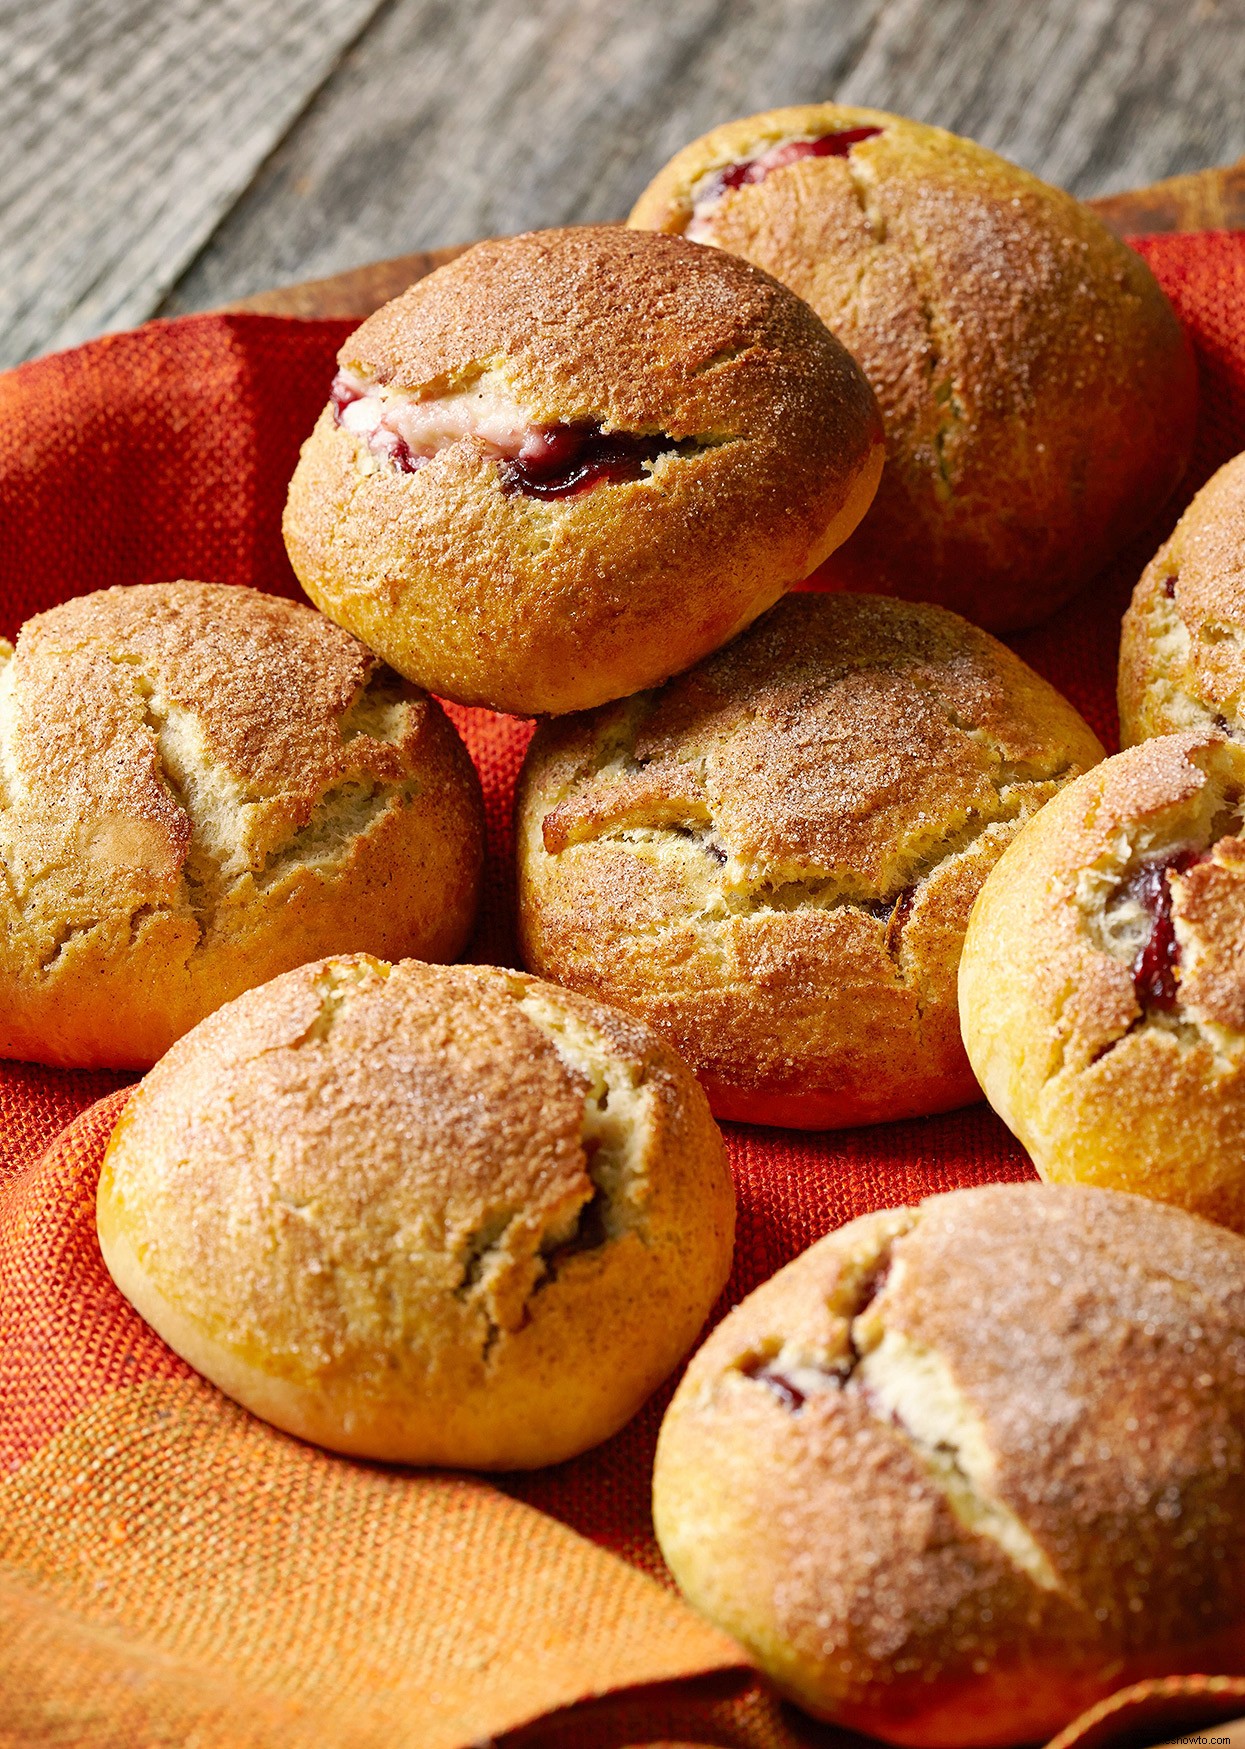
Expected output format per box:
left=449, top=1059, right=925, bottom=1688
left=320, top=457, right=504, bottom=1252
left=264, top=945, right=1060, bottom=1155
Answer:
left=629, top=105, right=1196, bottom=632
left=964, top=733, right=1245, bottom=1075
left=285, top=225, right=883, bottom=717
left=98, top=956, right=734, bottom=1468
left=337, top=224, right=874, bottom=448
left=959, top=733, right=1245, bottom=1233
left=11, top=583, right=408, bottom=840
left=517, top=595, right=1102, bottom=1120
left=530, top=593, right=1102, bottom=889
left=653, top=1181, right=1245, bottom=1734
left=0, top=581, right=484, bottom=1068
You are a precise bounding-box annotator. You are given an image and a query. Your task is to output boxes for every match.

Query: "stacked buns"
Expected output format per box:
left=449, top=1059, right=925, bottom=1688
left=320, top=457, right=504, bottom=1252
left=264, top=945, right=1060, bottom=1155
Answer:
left=960, top=448, right=1245, bottom=1235
left=12, top=112, right=1223, bottom=1747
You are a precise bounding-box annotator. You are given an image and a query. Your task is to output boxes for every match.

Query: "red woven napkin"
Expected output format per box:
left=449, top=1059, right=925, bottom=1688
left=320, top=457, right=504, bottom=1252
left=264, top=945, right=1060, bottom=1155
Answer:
left=1, top=231, right=1243, bottom=1749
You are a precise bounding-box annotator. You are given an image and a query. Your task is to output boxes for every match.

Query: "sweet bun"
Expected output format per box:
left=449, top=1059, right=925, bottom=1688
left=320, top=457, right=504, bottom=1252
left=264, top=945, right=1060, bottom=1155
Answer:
left=630, top=105, right=1196, bottom=632
left=283, top=225, right=883, bottom=715
left=517, top=593, right=1102, bottom=1128
left=0, top=582, right=483, bottom=1069
left=653, top=1182, right=1245, bottom=1746
left=1120, top=450, right=1245, bottom=745
left=97, top=956, right=735, bottom=1469
left=960, top=732, right=1245, bottom=1232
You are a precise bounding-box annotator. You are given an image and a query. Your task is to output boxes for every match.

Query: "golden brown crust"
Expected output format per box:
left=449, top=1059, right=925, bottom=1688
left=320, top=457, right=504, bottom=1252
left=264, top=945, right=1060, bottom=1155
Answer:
left=653, top=1183, right=1245, bottom=1745
left=960, top=733, right=1245, bottom=1231
left=630, top=106, right=1196, bottom=632
left=97, top=956, right=735, bottom=1470
left=0, top=582, right=484, bottom=1068
left=518, top=593, right=1102, bottom=1127
left=1120, top=451, right=1245, bottom=745
left=283, top=225, right=883, bottom=715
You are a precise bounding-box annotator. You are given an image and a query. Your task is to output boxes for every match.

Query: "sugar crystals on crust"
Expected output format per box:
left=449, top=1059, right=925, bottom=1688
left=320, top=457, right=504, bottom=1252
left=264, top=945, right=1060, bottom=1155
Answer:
left=0, top=581, right=483, bottom=1067
left=283, top=225, right=883, bottom=716
left=518, top=593, right=1103, bottom=1128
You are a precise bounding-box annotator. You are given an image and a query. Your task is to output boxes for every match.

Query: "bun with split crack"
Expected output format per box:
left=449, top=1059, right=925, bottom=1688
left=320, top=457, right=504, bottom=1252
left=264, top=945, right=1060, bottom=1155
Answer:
left=629, top=104, right=1196, bottom=633
left=0, top=581, right=483, bottom=1069
left=97, top=955, right=734, bottom=1469
left=960, top=732, right=1245, bottom=1232
left=652, top=1181, right=1245, bottom=1746
left=516, top=592, right=1103, bottom=1128
left=282, top=225, right=883, bottom=716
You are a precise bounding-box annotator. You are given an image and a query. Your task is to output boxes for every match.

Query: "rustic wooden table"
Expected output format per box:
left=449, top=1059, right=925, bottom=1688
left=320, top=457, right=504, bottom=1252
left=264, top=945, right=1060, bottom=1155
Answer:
left=4, top=0, right=1245, bottom=368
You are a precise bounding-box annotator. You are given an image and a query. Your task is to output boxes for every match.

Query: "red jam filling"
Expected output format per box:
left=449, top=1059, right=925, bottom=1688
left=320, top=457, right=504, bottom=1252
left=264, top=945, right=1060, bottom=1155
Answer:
left=330, top=371, right=365, bottom=420
left=1127, top=849, right=1206, bottom=1010
left=498, top=423, right=690, bottom=500
left=329, top=371, right=423, bottom=473
left=330, top=372, right=690, bottom=493
left=742, top=1360, right=807, bottom=1411
left=740, top=1257, right=890, bottom=1414
left=697, top=127, right=883, bottom=208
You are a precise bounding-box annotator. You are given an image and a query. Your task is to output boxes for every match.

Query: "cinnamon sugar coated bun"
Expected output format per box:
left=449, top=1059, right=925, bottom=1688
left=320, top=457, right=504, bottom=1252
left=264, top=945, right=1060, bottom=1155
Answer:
left=97, top=957, right=734, bottom=1469
left=1120, top=450, right=1245, bottom=745
left=0, top=583, right=483, bottom=1070
left=517, top=593, right=1102, bottom=1128
left=629, top=105, right=1196, bottom=632
left=960, top=733, right=1245, bottom=1232
left=282, top=225, right=883, bottom=715
left=653, top=1183, right=1245, bottom=1746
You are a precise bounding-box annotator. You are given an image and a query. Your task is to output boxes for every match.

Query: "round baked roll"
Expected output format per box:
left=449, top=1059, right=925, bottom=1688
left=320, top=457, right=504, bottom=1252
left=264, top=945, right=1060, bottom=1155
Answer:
left=653, top=1182, right=1245, bottom=1747
left=629, top=105, right=1196, bottom=633
left=517, top=593, right=1103, bottom=1128
left=960, top=732, right=1245, bottom=1232
left=1120, top=450, right=1245, bottom=745
left=0, top=582, right=483, bottom=1069
left=97, top=956, right=734, bottom=1469
left=283, top=225, right=883, bottom=716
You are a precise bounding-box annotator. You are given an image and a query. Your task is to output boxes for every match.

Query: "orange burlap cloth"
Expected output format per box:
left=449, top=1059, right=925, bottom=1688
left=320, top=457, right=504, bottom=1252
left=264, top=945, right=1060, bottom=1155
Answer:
left=2, top=232, right=1244, bottom=1748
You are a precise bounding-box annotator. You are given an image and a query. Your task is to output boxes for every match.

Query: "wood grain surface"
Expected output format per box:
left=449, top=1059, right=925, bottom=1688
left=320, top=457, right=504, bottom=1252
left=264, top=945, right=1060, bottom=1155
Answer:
left=0, top=0, right=386, bottom=366
left=225, top=157, right=1245, bottom=323
left=3, top=0, right=1245, bottom=366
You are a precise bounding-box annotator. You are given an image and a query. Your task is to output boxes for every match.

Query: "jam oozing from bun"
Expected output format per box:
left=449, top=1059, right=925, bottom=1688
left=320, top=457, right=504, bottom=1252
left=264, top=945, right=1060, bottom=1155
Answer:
left=736, top=1251, right=894, bottom=1413
left=329, top=374, right=365, bottom=420
left=687, top=128, right=883, bottom=241
left=1128, top=849, right=1206, bottom=1010
left=498, top=423, right=694, bottom=499
left=742, top=1358, right=808, bottom=1410
left=330, top=369, right=692, bottom=495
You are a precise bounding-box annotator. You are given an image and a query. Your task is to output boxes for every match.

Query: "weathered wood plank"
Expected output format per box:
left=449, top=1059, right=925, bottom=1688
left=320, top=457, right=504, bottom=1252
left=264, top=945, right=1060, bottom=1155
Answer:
left=6, top=0, right=1244, bottom=361
left=222, top=156, right=1245, bottom=324
left=164, top=0, right=1245, bottom=325
left=159, top=0, right=887, bottom=317
left=0, top=0, right=385, bottom=368
left=835, top=0, right=1245, bottom=198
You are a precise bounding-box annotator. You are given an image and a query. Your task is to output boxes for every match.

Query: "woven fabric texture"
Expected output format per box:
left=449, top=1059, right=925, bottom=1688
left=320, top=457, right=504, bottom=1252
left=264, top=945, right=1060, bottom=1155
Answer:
left=1, top=232, right=1244, bottom=1748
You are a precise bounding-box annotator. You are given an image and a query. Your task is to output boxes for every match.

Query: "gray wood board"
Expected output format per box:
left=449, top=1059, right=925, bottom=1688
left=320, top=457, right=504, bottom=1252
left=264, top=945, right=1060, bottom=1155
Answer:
left=161, top=0, right=1245, bottom=320
left=163, top=0, right=887, bottom=316
left=5, top=0, right=1245, bottom=364
left=0, top=0, right=385, bottom=367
